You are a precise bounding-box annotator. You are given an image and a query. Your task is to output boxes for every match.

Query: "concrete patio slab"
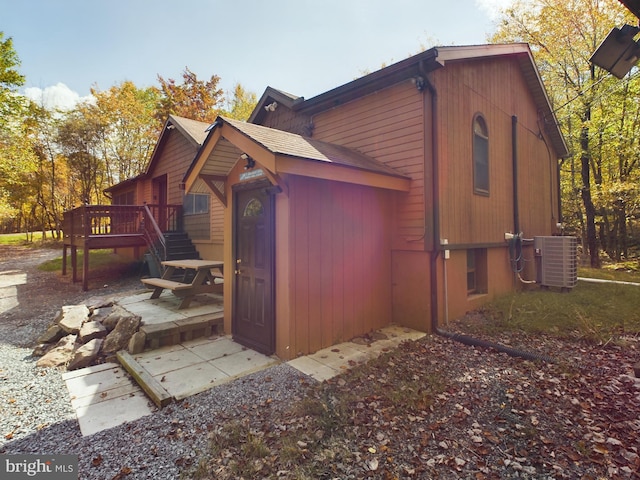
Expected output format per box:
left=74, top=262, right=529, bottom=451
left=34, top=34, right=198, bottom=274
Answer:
left=62, top=363, right=155, bottom=437
left=62, top=288, right=425, bottom=437
left=286, top=325, right=426, bottom=382
left=154, top=361, right=229, bottom=400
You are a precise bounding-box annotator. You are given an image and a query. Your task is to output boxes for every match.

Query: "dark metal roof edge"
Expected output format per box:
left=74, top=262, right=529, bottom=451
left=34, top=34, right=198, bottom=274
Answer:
left=620, top=0, right=640, bottom=19
left=248, top=86, right=304, bottom=124
left=295, top=48, right=440, bottom=114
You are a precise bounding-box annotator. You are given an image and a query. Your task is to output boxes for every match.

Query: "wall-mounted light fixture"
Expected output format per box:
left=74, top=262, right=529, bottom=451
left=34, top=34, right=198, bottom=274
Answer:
left=241, top=153, right=255, bottom=170
left=590, top=24, right=640, bottom=78
left=264, top=101, right=278, bottom=112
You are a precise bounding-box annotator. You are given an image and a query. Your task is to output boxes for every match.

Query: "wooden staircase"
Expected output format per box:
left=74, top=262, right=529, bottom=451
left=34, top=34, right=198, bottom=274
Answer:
left=145, top=232, right=200, bottom=279
left=164, top=232, right=199, bottom=261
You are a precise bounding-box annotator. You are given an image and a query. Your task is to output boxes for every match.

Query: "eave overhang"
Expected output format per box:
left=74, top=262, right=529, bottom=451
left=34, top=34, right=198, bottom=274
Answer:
left=183, top=117, right=411, bottom=195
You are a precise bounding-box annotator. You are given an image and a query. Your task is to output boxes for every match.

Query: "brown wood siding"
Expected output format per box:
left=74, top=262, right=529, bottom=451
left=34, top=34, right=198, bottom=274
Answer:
left=289, top=176, right=393, bottom=356
left=434, top=58, right=560, bottom=246
left=151, top=131, right=193, bottom=204
left=183, top=213, right=210, bottom=240
left=310, top=81, right=426, bottom=250
left=442, top=247, right=515, bottom=321
left=210, top=199, right=224, bottom=244
left=391, top=251, right=431, bottom=331
left=260, top=107, right=312, bottom=137
left=141, top=130, right=225, bottom=249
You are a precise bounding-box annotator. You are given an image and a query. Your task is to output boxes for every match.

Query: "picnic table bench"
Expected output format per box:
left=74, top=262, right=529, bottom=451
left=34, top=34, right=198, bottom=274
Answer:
left=141, top=259, right=223, bottom=309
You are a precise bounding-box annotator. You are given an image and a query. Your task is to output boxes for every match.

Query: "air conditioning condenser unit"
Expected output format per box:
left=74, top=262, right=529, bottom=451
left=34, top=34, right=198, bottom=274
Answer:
left=534, top=236, right=578, bottom=290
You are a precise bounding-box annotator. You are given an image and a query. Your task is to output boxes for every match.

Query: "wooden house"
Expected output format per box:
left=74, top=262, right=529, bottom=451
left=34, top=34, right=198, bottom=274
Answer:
left=105, top=114, right=225, bottom=261
left=182, top=43, right=569, bottom=360
left=63, top=115, right=224, bottom=289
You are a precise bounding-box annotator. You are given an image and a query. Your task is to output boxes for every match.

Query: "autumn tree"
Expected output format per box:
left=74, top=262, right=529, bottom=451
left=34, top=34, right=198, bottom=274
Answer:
left=57, top=109, right=106, bottom=205
left=21, top=101, right=71, bottom=238
left=490, top=0, right=637, bottom=266
left=156, top=67, right=224, bottom=124
left=222, top=83, right=258, bottom=121
left=0, top=121, right=38, bottom=233
left=84, top=81, right=161, bottom=186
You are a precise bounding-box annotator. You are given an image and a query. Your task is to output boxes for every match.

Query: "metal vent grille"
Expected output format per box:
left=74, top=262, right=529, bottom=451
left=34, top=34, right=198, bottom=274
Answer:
left=534, top=236, right=578, bottom=289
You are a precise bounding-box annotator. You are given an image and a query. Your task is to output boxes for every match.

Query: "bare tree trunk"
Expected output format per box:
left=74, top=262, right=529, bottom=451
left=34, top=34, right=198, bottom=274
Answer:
left=580, top=118, right=600, bottom=268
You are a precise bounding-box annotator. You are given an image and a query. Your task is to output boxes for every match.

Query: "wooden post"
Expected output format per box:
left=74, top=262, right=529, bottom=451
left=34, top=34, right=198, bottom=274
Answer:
left=62, top=244, right=67, bottom=276
left=71, top=246, right=77, bottom=282
left=83, top=244, right=89, bottom=291
left=82, top=205, right=90, bottom=291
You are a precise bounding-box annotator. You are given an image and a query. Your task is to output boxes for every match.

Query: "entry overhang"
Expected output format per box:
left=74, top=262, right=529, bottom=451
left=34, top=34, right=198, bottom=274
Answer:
left=183, top=116, right=412, bottom=194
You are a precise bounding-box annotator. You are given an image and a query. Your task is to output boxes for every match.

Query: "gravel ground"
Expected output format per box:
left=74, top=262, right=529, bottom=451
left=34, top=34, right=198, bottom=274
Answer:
left=1, top=359, right=308, bottom=479
left=3, top=247, right=639, bottom=479
left=0, top=246, right=311, bottom=479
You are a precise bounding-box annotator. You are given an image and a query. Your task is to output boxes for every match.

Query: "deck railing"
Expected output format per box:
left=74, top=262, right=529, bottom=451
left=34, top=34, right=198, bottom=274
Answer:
left=63, top=204, right=182, bottom=244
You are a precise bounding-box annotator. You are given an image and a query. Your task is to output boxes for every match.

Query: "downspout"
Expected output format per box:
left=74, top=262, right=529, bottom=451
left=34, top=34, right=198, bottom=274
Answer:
left=510, top=115, right=523, bottom=278
left=422, top=71, right=553, bottom=363
left=418, top=70, right=440, bottom=336
left=512, top=116, right=520, bottom=240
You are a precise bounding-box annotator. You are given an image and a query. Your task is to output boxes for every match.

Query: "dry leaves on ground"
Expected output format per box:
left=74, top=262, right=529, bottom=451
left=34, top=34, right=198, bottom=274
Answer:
left=187, top=329, right=640, bottom=479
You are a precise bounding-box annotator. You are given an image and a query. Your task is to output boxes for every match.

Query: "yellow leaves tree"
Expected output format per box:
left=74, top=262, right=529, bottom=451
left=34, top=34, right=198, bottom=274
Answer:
left=490, top=0, right=638, bottom=264
left=222, top=83, right=258, bottom=121
left=85, top=81, right=161, bottom=186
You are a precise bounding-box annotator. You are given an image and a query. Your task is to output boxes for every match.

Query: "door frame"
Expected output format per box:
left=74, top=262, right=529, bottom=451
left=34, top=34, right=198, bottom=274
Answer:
left=231, top=180, right=276, bottom=354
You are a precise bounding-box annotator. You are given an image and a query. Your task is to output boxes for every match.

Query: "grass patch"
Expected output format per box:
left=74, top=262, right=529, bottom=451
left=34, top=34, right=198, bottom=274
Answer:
left=38, top=250, right=138, bottom=273
left=579, top=263, right=640, bottom=282
left=464, top=267, right=640, bottom=343
left=0, top=231, right=62, bottom=247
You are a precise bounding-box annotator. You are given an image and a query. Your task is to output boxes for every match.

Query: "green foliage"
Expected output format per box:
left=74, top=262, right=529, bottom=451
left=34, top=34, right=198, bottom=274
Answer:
left=0, top=32, right=26, bottom=128
left=221, top=83, right=258, bottom=121
left=38, top=249, right=136, bottom=272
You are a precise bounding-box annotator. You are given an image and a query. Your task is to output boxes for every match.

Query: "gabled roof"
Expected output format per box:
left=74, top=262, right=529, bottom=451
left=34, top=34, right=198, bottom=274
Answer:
left=249, top=43, right=569, bottom=159
left=248, top=87, right=304, bottom=124
left=183, top=116, right=411, bottom=193
left=224, top=117, right=408, bottom=179
left=104, top=115, right=209, bottom=193
left=169, top=114, right=210, bottom=147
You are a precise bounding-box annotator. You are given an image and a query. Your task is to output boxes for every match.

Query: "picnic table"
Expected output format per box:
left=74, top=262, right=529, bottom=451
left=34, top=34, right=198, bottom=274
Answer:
left=141, top=259, right=223, bottom=309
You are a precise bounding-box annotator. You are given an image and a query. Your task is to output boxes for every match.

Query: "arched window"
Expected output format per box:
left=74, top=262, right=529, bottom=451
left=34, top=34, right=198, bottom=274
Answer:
left=473, top=114, right=489, bottom=195
left=243, top=197, right=264, bottom=217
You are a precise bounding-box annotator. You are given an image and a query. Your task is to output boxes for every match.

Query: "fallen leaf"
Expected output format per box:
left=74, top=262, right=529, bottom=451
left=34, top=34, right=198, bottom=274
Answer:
left=366, top=458, right=379, bottom=471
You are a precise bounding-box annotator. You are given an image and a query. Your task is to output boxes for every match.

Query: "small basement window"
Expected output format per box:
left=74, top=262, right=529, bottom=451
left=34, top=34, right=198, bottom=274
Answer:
left=467, top=248, right=487, bottom=295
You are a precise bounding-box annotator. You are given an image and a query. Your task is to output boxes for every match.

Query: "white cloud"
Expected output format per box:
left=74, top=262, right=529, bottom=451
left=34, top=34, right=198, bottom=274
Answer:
left=475, top=0, right=514, bottom=19
left=24, top=83, right=93, bottom=111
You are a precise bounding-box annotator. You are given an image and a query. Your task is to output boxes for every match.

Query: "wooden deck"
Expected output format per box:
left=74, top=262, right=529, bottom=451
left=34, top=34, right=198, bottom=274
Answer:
left=62, top=204, right=182, bottom=290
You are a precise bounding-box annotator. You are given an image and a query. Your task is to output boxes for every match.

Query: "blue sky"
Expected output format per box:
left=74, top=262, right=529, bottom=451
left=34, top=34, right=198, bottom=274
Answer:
left=2, top=0, right=510, bottom=109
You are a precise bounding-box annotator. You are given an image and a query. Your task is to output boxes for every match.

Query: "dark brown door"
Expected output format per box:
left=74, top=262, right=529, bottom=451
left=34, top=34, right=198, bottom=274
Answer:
left=233, top=186, right=275, bottom=354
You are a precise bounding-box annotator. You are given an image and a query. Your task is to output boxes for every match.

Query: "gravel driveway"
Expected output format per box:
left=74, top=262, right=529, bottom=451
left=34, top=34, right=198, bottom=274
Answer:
left=0, top=246, right=309, bottom=479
